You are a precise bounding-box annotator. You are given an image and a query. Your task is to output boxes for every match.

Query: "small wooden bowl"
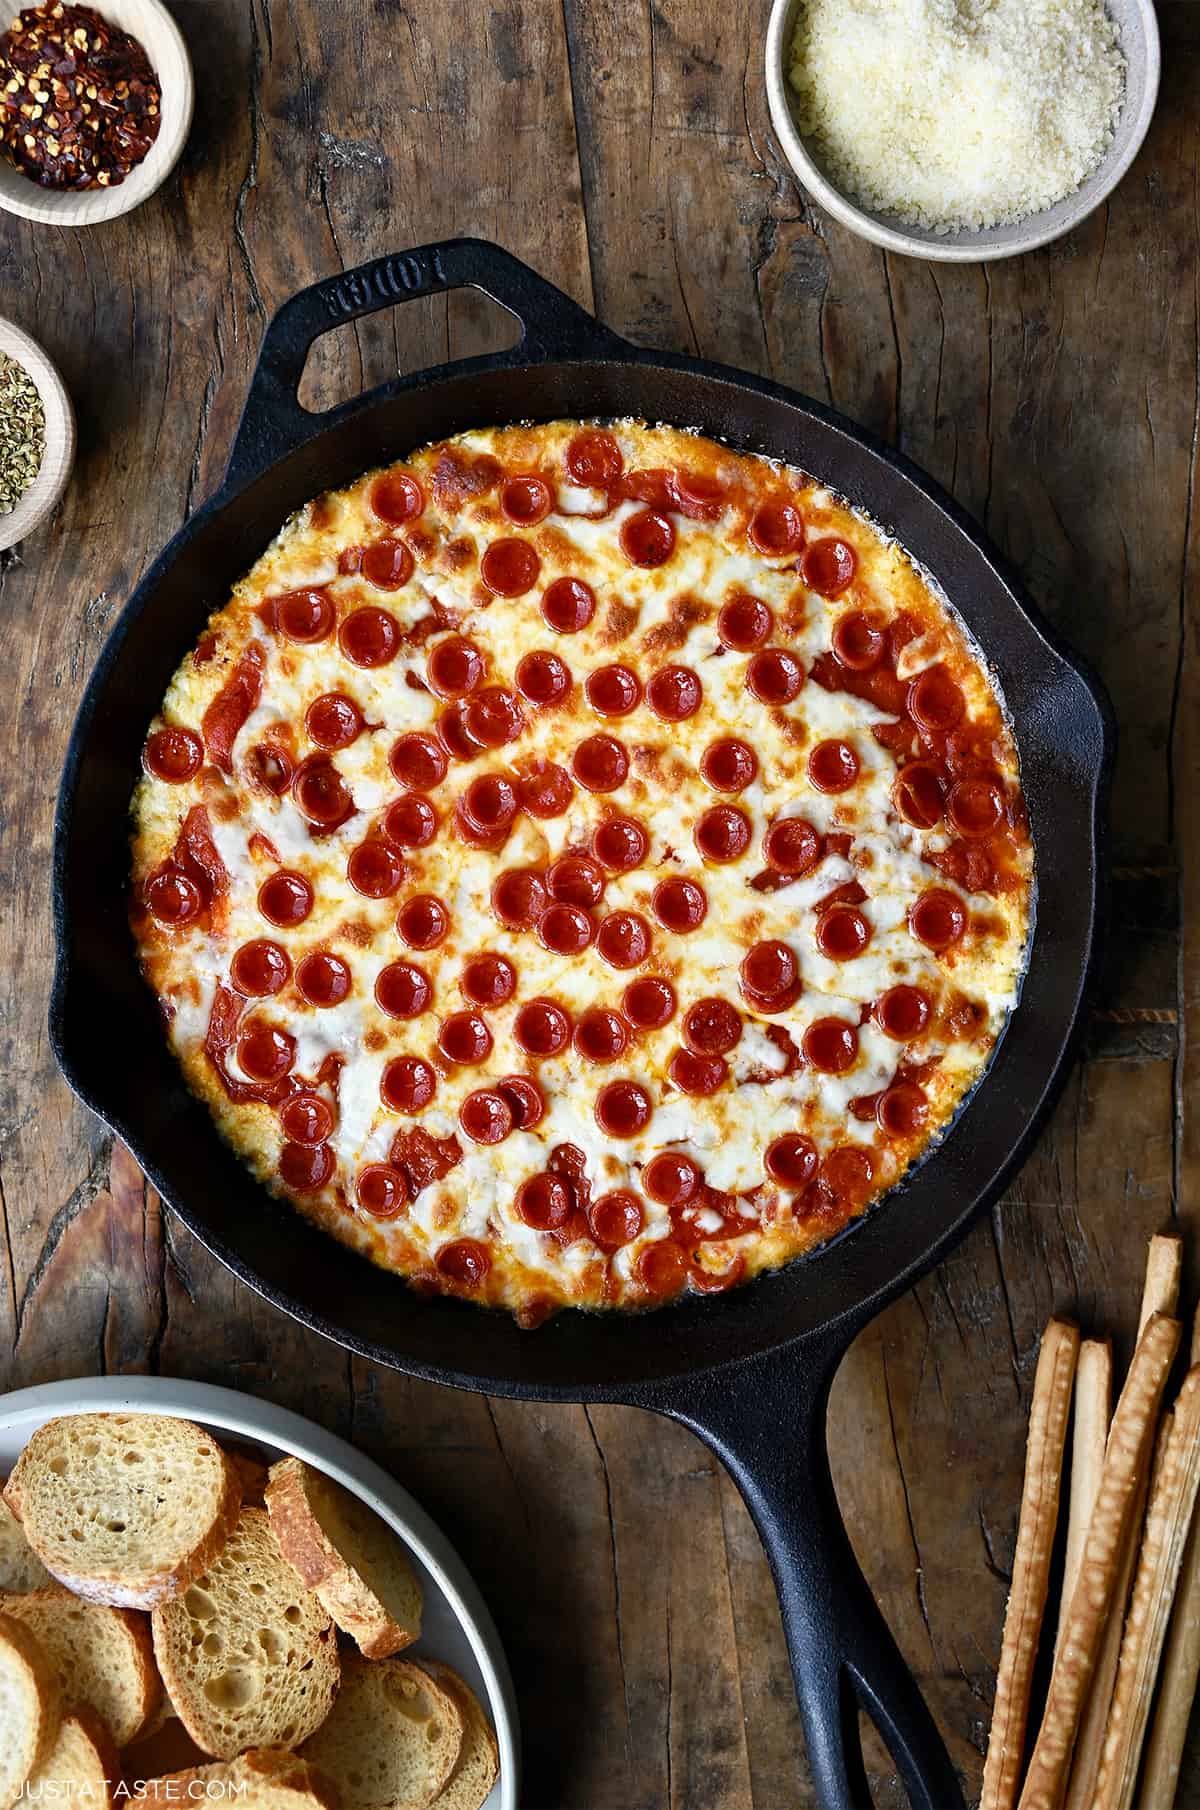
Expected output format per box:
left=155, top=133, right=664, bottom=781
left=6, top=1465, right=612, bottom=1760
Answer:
left=0, top=316, right=74, bottom=552
left=0, top=0, right=193, bottom=227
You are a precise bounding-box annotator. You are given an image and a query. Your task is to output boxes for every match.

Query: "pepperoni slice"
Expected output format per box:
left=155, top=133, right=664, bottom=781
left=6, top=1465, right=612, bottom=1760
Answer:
left=498, top=475, right=551, bottom=526
left=895, top=762, right=944, bottom=829
left=496, top=1075, right=545, bottom=1130
left=144, top=726, right=203, bottom=782
left=515, top=757, right=574, bottom=818
left=574, top=1008, right=630, bottom=1065
left=586, top=663, right=641, bottom=718
left=803, top=1017, right=859, bottom=1074
left=339, top=607, right=400, bottom=668
left=237, top=1023, right=295, bottom=1081
left=646, top=665, right=702, bottom=721
left=700, top=738, right=757, bottom=793
left=275, top=1095, right=334, bottom=1154
left=573, top=733, right=628, bottom=793
left=292, top=757, right=352, bottom=828
left=683, top=997, right=742, bottom=1055
left=620, top=509, right=675, bottom=568
left=749, top=499, right=804, bottom=556
left=356, top=1164, right=408, bottom=1218
left=375, top=961, right=432, bottom=1019
left=740, top=939, right=800, bottom=1010
left=695, top=805, right=751, bottom=864
left=381, top=1055, right=437, bottom=1112
left=360, top=538, right=414, bottom=592
left=370, top=471, right=424, bottom=525
left=592, top=816, right=648, bottom=872
left=459, top=1089, right=514, bottom=1146
left=271, top=588, right=334, bottom=644
left=802, top=538, right=857, bottom=597
left=910, top=888, right=967, bottom=951
left=538, top=903, right=594, bottom=955
left=147, top=868, right=203, bottom=926
left=541, top=576, right=596, bottom=634
left=548, top=854, right=605, bottom=907
left=688, top=1251, right=747, bottom=1294
left=668, top=1048, right=727, bottom=1096
left=513, top=998, right=571, bottom=1058
left=808, top=739, right=860, bottom=794
left=624, top=468, right=675, bottom=510
left=436, top=1240, right=491, bottom=1286
left=279, top=1141, right=335, bottom=1193
left=595, top=1080, right=653, bottom=1138
left=588, top=1191, right=644, bottom=1251
left=947, top=778, right=1004, bottom=839
left=622, top=975, right=676, bottom=1029
left=765, top=1134, right=818, bottom=1187
left=464, top=686, right=524, bottom=750
left=202, top=645, right=264, bottom=773
left=878, top=1083, right=929, bottom=1138
left=637, top=1239, right=688, bottom=1297
left=438, top=1012, right=492, bottom=1065
left=747, top=648, right=803, bottom=705
left=718, top=594, right=773, bottom=650
left=389, top=732, right=447, bottom=790
left=816, top=906, right=872, bottom=961
left=437, top=701, right=481, bottom=763
left=566, top=430, right=622, bottom=489
left=348, top=839, right=405, bottom=899
left=763, top=817, right=821, bottom=875
left=875, top=985, right=931, bottom=1040
left=231, top=940, right=290, bottom=998
left=245, top=744, right=293, bottom=798
left=461, top=954, right=516, bottom=1007
left=596, top=910, right=652, bottom=969
left=384, top=794, right=438, bottom=849
left=643, top=1151, right=701, bottom=1205
left=908, top=665, right=964, bottom=731
left=832, top=612, right=884, bottom=671
left=258, top=870, right=313, bottom=927
left=516, top=1173, right=572, bottom=1230
left=822, top=1146, right=874, bottom=1202
left=481, top=539, right=541, bottom=597
left=427, top=636, right=483, bottom=698
left=396, top=893, right=448, bottom=950
left=460, top=774, right=518, bottom=837
left=296, top=952, right=351, bottom=1008
left=307, top=693, right=364, bottom=750
left=652, top=878, right=707, bottom=933
left=491, top=868, right=547, bottom=929
left=515, top=650, right=571, bottom=708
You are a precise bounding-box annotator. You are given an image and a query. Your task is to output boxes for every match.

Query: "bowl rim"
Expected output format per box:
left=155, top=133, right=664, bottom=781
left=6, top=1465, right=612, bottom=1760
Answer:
left=764, top=0, right=1162, bottom=263
left=0, top=0, right=195, bottom=227
left=0, top=1374, right=520, bottom=1805
left=0, top=314, right=75, bottom=552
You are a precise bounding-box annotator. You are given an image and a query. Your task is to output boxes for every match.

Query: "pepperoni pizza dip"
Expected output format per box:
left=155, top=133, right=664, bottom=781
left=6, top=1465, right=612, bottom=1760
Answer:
left=130, top=422, right=1032, bottom=1324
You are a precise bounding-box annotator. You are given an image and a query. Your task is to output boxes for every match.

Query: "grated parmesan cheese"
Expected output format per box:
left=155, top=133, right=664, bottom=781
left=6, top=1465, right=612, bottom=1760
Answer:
left=787, top=0, right=1126, bottom=234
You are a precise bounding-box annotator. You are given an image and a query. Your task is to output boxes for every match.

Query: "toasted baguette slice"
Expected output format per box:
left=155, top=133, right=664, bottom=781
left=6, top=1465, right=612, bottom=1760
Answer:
left=0, top=1609, right=61, bottom=1806
left=0, top=1490, right=51, bottom=1595
left=422, top=1664, right=499, bottom=1810
left=266, top=1459, right=422, bottom=1660
left=1, top=1587, right=158, bottom=1746
left=144, top=1748, right=339, bottom=1810
left=152, top=1508, right=339, bottom=1758
left=28, top=1707, right=117, bottom=1809
left=5, top=1414, right=242, bottom=1610
left=300, top=1656, right=462, bottom=1810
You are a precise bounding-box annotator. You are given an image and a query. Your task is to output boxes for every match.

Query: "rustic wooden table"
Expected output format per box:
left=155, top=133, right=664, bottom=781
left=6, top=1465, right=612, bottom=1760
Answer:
left=1, top=1, right=1197, bottom=1802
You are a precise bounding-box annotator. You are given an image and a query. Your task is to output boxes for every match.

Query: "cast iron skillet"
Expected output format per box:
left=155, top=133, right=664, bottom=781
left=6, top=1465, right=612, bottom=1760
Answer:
left=51, top=239, right=1112, bottom=1809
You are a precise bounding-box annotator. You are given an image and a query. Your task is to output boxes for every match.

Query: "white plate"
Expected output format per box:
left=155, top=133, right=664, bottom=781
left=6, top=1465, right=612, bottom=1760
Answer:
left=0, top=1376, right=519, bottom=1807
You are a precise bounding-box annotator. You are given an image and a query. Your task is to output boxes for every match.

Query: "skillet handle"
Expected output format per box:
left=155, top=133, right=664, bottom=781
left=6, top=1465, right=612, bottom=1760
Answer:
left=650, top=1345, right=965, bottom=1810
left=222, top=237, right=627, bottom=494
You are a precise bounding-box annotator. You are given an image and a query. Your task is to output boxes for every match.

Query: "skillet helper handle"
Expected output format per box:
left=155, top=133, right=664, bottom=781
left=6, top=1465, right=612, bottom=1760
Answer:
left=223, top=237, right=625, bottom=494
left=654, top=1347, right=964, bottom=1810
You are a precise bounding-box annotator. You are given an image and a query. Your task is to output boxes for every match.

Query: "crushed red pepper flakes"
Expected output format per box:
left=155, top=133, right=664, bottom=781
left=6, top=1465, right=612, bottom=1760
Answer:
left=0, top=2, right=161, bottom=189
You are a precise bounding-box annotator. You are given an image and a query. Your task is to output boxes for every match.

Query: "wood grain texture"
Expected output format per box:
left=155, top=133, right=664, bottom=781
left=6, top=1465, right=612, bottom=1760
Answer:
left=0, top=1, right=1197, bottom=1803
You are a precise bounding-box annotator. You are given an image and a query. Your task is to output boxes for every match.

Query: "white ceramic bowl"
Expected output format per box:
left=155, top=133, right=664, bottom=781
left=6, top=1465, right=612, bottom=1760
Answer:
left=0, top=0, right=193, bottom=226
left=0, top=315, right=74, bottom=552
left=0, top=1376, right=518, bottom=1807
left=765, top=0, right=1160, bottom=262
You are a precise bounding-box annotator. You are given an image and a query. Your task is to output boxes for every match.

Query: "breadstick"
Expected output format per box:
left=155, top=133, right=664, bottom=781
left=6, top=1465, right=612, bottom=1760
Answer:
left=1137, top=1234, right=1183, bottom=1337
left=1017, top=1312, right=1180, bottom=1810
left=1140, top=1320, right=1200, bottom=1810
left=1054, top=1339, right=1111, bottom=1665
left=981, top=1319, right=1080, bottom=1810
left=1093, top=1370, right=1200, bottom=1810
